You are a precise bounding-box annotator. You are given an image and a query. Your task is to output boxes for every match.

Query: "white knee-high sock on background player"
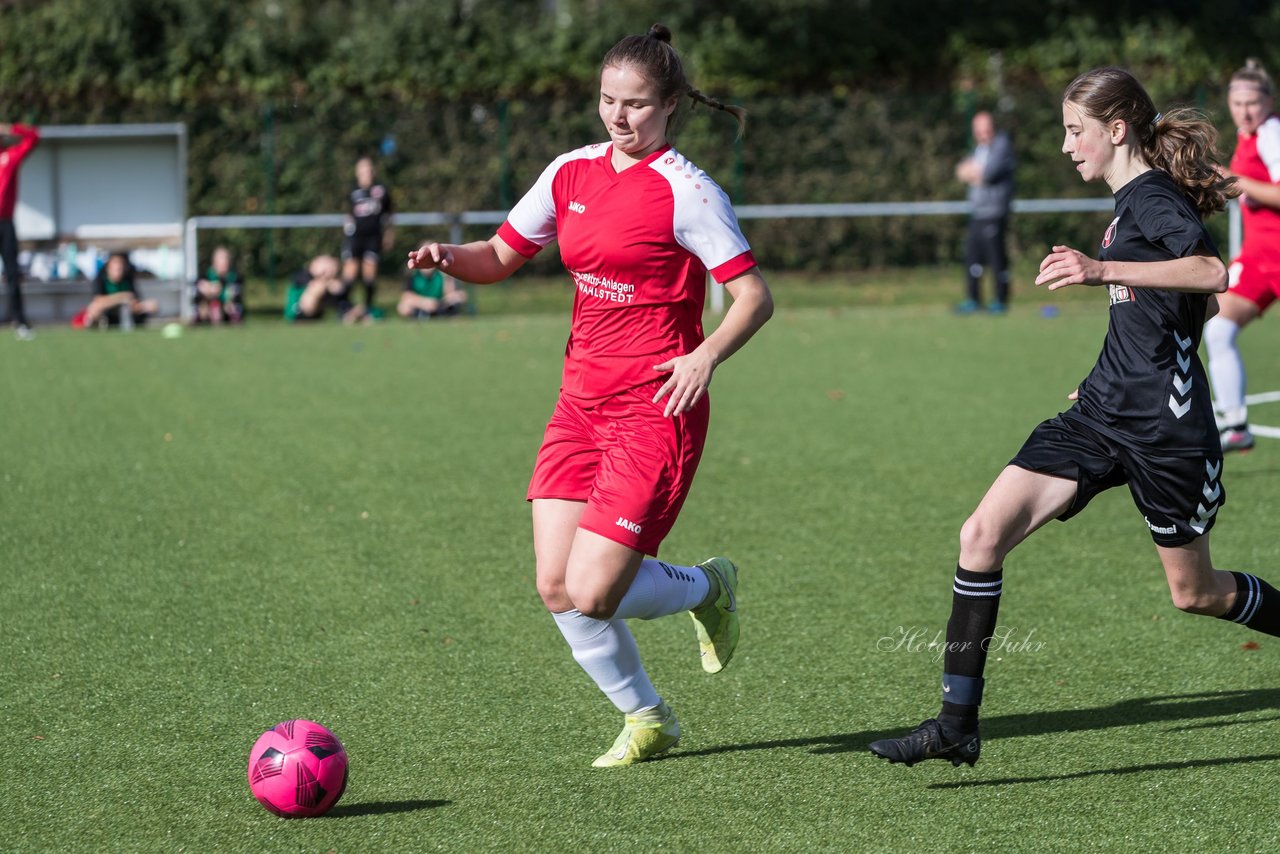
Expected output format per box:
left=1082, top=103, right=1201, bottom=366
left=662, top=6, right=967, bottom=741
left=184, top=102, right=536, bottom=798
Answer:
left=611, top=559, right=712, bottom=620
left=1205, top=315, right=1248, bottom=426
left=552, top=610, right=661, bottom=714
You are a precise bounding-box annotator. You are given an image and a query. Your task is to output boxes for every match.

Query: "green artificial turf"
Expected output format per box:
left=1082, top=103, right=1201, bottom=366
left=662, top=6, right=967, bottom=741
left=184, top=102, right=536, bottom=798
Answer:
left=2, top=295, right=1278, bottom=852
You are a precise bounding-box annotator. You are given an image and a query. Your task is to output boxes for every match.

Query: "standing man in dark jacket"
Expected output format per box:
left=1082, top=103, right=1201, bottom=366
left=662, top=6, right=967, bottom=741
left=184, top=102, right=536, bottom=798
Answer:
left=956, top=111, right=1016, bottom=314
left=0, top=122, right=39, bottom=339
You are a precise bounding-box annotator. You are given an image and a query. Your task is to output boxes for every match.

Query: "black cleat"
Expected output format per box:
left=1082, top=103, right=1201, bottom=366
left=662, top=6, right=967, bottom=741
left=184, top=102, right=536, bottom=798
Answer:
left=869, top=719, right=980, bottom=767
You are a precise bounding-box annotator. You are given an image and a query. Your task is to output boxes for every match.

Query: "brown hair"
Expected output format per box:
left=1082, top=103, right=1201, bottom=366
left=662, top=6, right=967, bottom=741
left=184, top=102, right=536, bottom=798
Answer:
left=1230, top=57, right=1273, bottom=97
left=600, top=23, right=747, bottom=137
left=1064, top=66, right=1237, bottom=217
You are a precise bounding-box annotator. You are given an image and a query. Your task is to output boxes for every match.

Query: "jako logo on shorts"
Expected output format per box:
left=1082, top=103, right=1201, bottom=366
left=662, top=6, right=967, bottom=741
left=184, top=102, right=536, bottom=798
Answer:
left=615, top=517, right=642, bottom=534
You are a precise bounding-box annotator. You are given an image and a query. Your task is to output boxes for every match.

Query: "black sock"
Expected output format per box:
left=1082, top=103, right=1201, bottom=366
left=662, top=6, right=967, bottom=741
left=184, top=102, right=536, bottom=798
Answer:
left=1220, top=572, right=1280, bottom=637
left=363, top=280, right=376, bottom=308
left=938, top=565, right=1003, bottom=734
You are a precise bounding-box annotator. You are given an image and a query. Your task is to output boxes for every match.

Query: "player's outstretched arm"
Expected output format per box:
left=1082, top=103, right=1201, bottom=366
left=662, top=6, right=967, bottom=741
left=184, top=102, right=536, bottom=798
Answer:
left=1035, top=244, right=1227, bottom=294
left=1216, top=163, right=1280, bottom=210
left=406, top=235, right=527, bottom=285
left=652, top=268, right=774, bottom=418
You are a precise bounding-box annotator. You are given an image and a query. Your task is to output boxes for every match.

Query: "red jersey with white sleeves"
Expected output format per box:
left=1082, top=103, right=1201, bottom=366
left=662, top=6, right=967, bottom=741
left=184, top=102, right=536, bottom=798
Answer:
left=0, top=123, right=40, bottom=220
left=497, top=143, right=756, bottom=402
left=1231, top=114, right=1280, bottom=270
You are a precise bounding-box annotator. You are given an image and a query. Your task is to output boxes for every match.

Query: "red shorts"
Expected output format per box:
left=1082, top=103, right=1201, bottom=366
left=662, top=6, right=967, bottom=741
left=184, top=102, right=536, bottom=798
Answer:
left=1227, top=254, right=1280, bottom=312
left=527, top=381, right=710, bottom=555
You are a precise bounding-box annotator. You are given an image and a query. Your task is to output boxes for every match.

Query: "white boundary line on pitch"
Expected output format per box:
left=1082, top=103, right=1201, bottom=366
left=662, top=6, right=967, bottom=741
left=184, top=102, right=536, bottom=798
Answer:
left=1243, top=389, right=1280, bottom=441
left=1245, top=390, right=1280, bottom=406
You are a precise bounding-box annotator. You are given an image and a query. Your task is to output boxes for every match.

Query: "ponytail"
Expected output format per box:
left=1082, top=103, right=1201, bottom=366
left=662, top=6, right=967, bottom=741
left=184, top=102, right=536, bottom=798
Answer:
left=1143, top=107, right=1237, bottom=217
left=601, top=23, right=747, bottom=138
left=1064, top=66, right=1237, bottom=217
left=687, top=87, right=748, bottom=138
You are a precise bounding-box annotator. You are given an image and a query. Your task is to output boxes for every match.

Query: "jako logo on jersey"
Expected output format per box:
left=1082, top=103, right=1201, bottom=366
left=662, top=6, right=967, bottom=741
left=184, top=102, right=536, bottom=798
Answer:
left=1102, top=215, right=1120, bottom=248
left=615, top=517, right=642, bottom=534
left=568, top=201, right=587, bottom=214
left=1108, top=284, right=1132, bottom=306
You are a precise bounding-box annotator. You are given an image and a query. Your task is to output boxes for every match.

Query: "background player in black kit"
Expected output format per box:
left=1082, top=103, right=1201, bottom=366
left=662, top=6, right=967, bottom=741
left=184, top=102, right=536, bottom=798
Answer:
left=341, top=156, right=393, bottom=312
left=870, top=67, right=1280, bottom=769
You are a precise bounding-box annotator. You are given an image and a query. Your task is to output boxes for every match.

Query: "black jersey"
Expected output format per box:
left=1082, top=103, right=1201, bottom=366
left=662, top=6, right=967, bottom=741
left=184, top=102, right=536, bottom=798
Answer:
left=1066, top=170, right=1220, bottom=457
left=346, top=184, right=392, bottom=237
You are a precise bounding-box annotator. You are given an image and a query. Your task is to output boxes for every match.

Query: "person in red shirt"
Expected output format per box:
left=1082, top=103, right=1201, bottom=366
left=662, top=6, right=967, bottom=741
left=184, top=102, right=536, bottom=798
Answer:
left=408, top=24, right=773, bottom=768
left=1205, top=59, right=1280, bottom=452
left=0, top=122, right=39, bottom=339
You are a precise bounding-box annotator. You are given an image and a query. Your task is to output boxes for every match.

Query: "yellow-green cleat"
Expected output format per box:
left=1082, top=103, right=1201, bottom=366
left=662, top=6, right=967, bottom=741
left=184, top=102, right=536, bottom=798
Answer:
left=592, top=702, right=681, bottom=768
left=691, top=556, right=739, bottom=673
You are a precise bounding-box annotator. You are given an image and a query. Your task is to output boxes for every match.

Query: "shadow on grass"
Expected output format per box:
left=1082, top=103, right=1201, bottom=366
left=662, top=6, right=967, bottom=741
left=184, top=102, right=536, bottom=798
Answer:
left=658, top=688, right=1280, bottom=762
left=324, top=799, right=451, bottom=818
left=926, top=753, right=1280, bottom=788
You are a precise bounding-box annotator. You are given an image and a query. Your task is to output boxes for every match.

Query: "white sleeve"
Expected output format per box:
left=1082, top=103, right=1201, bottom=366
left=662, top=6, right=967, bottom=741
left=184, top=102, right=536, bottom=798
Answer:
left=1257, top=118, right=1280, bottom=183
left=669, top=172, right=752, bottom=278
left=503, top=157, right=564, bottom=248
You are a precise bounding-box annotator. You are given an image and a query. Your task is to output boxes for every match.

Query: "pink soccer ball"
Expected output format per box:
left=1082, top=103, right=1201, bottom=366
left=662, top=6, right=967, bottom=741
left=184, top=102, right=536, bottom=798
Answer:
left=247, top=719, right=348, bottom=818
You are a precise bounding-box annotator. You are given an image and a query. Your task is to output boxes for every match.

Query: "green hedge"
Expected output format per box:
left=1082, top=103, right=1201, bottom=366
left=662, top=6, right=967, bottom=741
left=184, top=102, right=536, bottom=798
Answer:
left=0, top=0, right=1256, bottom=277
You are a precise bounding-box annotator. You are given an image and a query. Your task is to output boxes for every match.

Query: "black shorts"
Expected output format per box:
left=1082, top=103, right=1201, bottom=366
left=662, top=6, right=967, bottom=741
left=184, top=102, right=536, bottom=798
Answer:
left=341, top=233, right=381, bottom=263
left=1010, top=413, right=1224, bottom=547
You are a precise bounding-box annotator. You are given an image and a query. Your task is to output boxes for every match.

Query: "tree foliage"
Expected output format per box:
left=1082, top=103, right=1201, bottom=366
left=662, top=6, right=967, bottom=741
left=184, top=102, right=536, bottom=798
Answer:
left=0, top=0, right=1274, bottom=272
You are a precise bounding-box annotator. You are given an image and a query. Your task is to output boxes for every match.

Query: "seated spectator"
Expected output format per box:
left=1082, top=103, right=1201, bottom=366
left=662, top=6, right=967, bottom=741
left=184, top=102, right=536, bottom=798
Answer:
left=193, top=246, right=244, bottom=325
left=398, top=268, right=468, bottom=319
left=285, top=254, right=366, bottom=324
left=77, top=252, right=159, bottom=328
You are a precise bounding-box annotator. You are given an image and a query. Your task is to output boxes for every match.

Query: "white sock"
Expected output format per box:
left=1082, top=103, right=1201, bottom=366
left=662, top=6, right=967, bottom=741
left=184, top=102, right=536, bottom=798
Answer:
left=1205, top=316, right=1248, bottom=426
left=611, top=559, right=712, bottom=620
left=551, top=609, right=660, bottom=715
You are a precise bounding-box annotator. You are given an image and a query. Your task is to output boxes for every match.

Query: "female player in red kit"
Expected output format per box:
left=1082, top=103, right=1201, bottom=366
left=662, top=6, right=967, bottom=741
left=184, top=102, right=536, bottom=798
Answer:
left=407, top=24, right=773, bottom=767
left=1205, top=59, right=1280, bottom=452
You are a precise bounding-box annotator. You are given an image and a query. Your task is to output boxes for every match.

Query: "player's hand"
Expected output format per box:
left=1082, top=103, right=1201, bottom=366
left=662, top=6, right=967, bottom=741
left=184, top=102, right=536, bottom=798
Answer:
left=407, top=242, right=452, bottom=272
left=1067, top=388, right=1079, bottom=401
left=1035, top=245, right=1104, bottom=290
left=652, top=350, right=715, bottom=418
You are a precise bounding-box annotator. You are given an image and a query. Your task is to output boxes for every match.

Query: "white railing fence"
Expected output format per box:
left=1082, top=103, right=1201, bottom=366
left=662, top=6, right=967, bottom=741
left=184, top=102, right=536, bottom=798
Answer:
left=184, top=198, right=1243, bottom=318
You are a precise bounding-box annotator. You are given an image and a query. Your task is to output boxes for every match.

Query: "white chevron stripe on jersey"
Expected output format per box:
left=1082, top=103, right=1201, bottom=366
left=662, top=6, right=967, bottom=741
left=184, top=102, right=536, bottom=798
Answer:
left=1167, top=332, right=1195, bottom=420
left=1202, top=480, right=1222, bottom=502
left=1206, top=459, right=1221, bottom=480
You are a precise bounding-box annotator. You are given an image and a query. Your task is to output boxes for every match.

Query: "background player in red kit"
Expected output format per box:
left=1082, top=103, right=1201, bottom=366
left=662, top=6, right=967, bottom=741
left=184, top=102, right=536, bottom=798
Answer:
left=0, top=122, right=39, bottom=340
left=407, top=24, right=773, bottom=767
left=870, top=67, right=1280, bottom=770
left=1205, top=59, right=1280, bottom=452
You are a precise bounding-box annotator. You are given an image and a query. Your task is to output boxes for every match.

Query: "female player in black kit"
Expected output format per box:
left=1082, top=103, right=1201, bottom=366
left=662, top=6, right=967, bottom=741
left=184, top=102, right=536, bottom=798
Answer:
left=871, top=67, right=1280, bottom=768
